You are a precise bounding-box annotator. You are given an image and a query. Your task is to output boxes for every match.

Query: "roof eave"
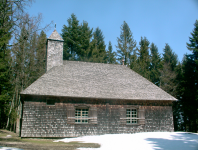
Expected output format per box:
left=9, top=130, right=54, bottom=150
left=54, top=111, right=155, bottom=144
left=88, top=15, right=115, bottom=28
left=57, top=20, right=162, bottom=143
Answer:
left=20, top=93, right=177, bottom=101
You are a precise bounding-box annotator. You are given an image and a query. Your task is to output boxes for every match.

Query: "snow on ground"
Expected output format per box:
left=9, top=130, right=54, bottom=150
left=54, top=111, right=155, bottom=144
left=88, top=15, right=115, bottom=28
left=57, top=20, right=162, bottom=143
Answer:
left=0, top=147, right=22, bottom=150
left=55, top=132, right=198, bottom=150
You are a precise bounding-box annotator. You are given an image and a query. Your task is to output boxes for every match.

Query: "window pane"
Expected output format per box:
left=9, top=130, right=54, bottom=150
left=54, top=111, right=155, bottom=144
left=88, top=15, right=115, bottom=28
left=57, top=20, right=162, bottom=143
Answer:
left=126, top=109, right=137, bottom=124
left=75, top=108, right=88, bottom=123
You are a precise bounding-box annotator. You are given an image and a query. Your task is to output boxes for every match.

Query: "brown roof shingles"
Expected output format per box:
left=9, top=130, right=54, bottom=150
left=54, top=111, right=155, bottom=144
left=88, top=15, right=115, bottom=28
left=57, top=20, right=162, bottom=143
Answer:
left=21, top=61, right=177, bottom=101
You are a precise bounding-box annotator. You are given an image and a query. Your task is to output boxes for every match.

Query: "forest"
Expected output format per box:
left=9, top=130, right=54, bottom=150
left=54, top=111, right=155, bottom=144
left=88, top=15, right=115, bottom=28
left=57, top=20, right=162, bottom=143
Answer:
left=0, top=0, right=198, bottom=133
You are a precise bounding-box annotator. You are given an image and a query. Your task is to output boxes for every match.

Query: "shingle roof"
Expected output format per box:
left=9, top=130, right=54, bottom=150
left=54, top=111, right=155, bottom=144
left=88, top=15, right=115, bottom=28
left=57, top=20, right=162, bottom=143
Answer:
left=48, top=29, right=63, bottom=41
left=21, top=61, right=177, bottom=101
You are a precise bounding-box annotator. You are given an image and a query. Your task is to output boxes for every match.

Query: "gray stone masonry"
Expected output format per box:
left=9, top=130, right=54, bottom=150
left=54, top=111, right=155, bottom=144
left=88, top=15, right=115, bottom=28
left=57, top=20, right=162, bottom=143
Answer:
left=46, top=30, right=63, bottom=71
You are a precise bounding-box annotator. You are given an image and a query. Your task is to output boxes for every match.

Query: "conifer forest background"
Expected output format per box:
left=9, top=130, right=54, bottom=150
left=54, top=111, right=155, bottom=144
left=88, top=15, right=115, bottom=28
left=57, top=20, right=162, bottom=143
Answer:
left=1, top=0, right=198, bottom=133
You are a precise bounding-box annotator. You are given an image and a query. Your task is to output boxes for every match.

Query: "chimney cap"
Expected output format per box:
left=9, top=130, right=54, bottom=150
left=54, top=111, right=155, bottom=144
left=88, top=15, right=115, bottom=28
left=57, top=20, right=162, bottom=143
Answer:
left=48, top=29, right=63, bottom=41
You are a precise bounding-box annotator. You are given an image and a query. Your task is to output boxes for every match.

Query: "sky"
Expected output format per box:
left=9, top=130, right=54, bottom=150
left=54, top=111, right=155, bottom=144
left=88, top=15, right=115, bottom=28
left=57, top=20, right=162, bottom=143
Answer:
left=26, top=0, right=198, bottom=62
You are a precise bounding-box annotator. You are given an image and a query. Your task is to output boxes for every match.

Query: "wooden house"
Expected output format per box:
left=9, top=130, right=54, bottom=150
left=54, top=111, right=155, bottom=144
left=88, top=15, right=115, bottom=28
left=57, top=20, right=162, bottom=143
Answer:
left=20, top=30, right=177, bottom=137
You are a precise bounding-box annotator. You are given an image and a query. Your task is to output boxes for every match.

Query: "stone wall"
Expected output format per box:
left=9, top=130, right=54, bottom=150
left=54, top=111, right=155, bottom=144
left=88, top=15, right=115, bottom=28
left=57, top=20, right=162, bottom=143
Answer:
left=46, top=40, right=63, bottom=71
left=21, top=97, right=174, bottom=137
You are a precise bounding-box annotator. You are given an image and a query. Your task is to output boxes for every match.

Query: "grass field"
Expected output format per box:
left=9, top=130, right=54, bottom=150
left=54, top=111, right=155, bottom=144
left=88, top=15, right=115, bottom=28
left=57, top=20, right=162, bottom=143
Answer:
left=0, top=130, right=100, bottom=150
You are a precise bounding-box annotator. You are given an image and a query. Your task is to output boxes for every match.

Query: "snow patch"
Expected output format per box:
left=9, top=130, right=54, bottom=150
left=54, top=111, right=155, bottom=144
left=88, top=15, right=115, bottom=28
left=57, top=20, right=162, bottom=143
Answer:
left=54, top=132, right=198, bottom=150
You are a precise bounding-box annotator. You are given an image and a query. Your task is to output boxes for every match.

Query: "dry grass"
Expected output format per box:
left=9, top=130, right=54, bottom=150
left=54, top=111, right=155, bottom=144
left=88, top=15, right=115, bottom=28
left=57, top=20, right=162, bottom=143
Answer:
left=0, top=129, right=100, bottom=150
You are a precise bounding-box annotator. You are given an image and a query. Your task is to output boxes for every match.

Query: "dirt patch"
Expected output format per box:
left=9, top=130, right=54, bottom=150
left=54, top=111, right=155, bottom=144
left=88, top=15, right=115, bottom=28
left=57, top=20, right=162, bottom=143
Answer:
left=0, top=130, right=100, bottom=150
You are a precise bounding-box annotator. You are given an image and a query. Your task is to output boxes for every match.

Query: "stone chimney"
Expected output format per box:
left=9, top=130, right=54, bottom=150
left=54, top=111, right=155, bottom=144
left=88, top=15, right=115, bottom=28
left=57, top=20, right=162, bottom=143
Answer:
left=46, top=29, right=64, bottom=72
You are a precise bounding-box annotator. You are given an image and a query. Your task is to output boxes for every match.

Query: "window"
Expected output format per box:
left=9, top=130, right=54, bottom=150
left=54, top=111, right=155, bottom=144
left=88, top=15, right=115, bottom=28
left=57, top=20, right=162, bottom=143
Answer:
left=67, top=105, right=97, bottom=124
left=120, top=106, right=145, bottom=125
left=126, top=109, right=137, bottom=124
left=75, top=109, right=89, bottom=123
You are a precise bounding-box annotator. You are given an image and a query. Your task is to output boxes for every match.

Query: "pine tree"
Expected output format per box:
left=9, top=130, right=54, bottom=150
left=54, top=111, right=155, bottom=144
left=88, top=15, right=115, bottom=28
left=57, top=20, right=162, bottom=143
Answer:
left=28, top=32, right=38, bottom=84
left=0, top=0, right=13, bottom=128
left=0, top=0, right=12, bottom=51
left=79, top=21, right=93, bottom=61
left=136, top=37, right=150, bottom=79
left=61, top=14, right=81, bottom=60
left=129, top=49, right=138, bottom=71
left=160, top=44, right=178, bottom=97
left=172, top=62, right=183, bottom=131
left=8, top=13, right=49, bottom=131
left=9, top=24, right=30, bottom=131
left=36, top=30, right=47, bottom=76
left=106, top=41, right=116, bottom=64
left=180, top=20, right=198, bottom=132
left=0, top=0, right=49, bottom=131
left=178, top=55, right=197, bottom=132
left=150, top=43, right=161, bottom=86
left=116, top=21, right=136, bottom=66
left=163, top=44, right=177, bottom=71
left=187, top=20, right=198, bottom=64
left=89, top=27, right=107, bottom=63
left=159, top=44, right=180, bottom=132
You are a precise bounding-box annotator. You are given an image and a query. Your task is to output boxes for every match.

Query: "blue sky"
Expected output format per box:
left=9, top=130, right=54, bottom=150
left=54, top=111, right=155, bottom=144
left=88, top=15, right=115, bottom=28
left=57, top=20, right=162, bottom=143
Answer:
left=27, top=0, right=198, bottom=62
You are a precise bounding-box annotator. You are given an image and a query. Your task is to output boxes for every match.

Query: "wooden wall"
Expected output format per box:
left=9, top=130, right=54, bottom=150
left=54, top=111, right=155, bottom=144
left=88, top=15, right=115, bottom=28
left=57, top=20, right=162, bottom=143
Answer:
left=21, top=96, right=174, bottom=137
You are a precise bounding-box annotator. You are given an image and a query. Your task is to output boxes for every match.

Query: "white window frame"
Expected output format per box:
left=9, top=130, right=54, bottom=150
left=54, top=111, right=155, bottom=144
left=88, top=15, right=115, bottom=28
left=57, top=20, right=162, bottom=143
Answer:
left=126, top=109, right=138, bottom=124
left=75, top=108, right=89, bottom=124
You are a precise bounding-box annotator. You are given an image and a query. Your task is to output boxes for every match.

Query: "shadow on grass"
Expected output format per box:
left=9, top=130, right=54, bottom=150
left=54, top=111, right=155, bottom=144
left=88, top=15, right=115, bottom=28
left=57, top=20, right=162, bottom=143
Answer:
left=0, top=130, right=6, bottom=134
left=146, top=133, right=198, bottom=150
left=0, top=137, right=21, bottom=142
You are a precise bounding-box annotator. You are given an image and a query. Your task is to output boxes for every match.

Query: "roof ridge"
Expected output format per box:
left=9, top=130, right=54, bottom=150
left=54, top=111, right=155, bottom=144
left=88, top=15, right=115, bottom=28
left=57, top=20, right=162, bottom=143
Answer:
left=63, top=60, right=124, bottom=67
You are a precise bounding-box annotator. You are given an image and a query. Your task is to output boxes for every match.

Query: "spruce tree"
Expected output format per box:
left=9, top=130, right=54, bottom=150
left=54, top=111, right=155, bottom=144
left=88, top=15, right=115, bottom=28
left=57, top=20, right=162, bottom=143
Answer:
left=36, top=30, right=47, bottom=76
left=106, top=41, right=116, bottom=64
left=129, top=48, right=138, bottom=71
left=61, top=14, right=81, bottom=60
left=8, top=13, right=49, bottom=131
left=0, top=0, right=49, bottom=131
left=180, top=20, right=198, bottom=132
left=79, top=21, right=93, bottom=61
left=160, top=44, right=178, bottom=97
left=179, top=56, right=197, bottom=131
left=89, top=27, right=107, bottom=63
left=150, top=43, right=161, bottom=86
left=163, top=44, right=177, bottom=71
left=171, top=61, right=184, bottom=131
left=158, top=44, right=180, bottom=132
left=187, top=20, right=198, bottom=64
left=28, top=32, right=38, bottom=84
left=116, top=21, right=136, bottom=66
left=136, top=37, right=150, bottom=79
left=0, top=0, right=13, bottom=128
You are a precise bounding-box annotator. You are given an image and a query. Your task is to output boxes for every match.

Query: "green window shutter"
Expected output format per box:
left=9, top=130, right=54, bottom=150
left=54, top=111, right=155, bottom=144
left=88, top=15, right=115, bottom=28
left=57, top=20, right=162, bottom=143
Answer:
left=138, top=108, right=145, bottom=125
left=119, top=107, right=126, bottom=125
left=67, top=106, right=75, bottom=124
left=89, top=107, right=97, bottom=124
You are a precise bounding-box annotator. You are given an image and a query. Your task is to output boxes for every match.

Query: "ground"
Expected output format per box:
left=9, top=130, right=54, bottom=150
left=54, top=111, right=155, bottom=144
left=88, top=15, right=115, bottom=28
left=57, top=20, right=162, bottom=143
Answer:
left=1, top=130, right=198, bottom=150
left=56, top=132, right=198, bottom=150
left=0, top=130, right=100, bottom=150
